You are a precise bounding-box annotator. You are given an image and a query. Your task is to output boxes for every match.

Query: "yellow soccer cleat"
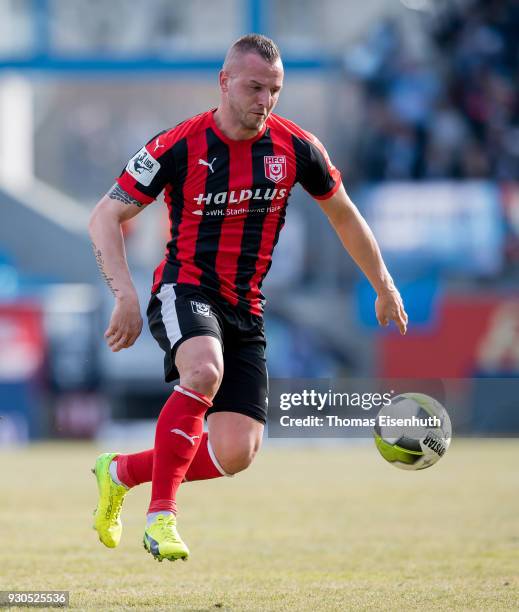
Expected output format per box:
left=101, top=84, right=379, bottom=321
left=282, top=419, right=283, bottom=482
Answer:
left=143, top=514, right=189, bottom=562
left=92, top=452, right=128, bottom=548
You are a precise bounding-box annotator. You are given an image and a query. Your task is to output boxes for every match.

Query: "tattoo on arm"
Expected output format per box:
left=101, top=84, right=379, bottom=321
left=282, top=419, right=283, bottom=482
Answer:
left=91, top=241, right=119, bottom=296
left=108, top=184, right=143, bottom=208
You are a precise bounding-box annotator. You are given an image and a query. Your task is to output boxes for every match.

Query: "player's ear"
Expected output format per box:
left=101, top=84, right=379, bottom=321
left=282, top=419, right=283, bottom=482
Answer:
left=219, top=69, right=229, bottom=93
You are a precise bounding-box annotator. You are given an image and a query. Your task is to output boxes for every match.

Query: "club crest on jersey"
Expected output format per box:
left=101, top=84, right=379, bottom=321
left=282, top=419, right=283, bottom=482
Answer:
left=264, top=155, right=287, bottom=184
left=126, top=147, right=161, bottom=186
left=191, top=300, right=212, bottom=317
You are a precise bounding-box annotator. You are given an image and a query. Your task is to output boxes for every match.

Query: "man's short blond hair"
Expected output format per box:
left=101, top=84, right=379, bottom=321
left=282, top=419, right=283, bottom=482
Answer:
left=224, top=33, right=281, bottom=69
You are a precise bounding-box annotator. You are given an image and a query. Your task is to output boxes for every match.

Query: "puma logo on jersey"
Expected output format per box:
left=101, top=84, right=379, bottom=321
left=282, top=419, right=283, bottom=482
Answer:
left=198, top=157, right=217, bottom=173
left=153, top=138, right=165, bottom=152
left=171, top=429, right=201, bottom=446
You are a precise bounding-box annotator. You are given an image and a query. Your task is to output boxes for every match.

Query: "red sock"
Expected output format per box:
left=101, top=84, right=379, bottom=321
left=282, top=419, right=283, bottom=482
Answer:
left=148, top=385, right=212, bottom=515
left=114, top=432, right=225, bottom=487
left=184, top=433, right=227, bottom=481
left=115, top=450, right=153, bottom=488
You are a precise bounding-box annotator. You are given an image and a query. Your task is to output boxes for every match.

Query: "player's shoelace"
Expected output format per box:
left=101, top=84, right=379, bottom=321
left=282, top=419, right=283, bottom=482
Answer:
left=154, top=515, right=181, bottom=543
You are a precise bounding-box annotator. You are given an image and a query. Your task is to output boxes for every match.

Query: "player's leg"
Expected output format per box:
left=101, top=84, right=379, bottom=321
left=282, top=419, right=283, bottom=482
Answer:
left=203, top=330, right=268, bottom=475
left=143, top=333, right=267, bottom=523
left=94, top=339, right=224, bottom=550
left=148, top=334, right=223, bottom=509
left=144, top=319, right=268, bottom=561
left=144, top=335, right=223, bottom=561
left=93, top=284, right=224, bottom=554
left=207, top=411, right=264, bottom=475
left=114, top=325, right=268, bottom=485
left=105, top=412, right=259, bottom=495
left=111, top=430, right=224, bottom=489
left=91, top=414, right=255, bottom=550
left=96, top=334, right=266, bottom=551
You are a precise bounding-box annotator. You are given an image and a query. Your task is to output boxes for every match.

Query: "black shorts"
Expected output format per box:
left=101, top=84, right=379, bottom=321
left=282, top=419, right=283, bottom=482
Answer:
left=147, top=283, right=268, bottom=424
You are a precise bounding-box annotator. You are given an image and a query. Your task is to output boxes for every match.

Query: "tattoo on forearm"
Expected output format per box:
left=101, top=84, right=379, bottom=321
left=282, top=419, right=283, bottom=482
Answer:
left=108, top=184, right=143, bottom=208
left=91, top=241, right=119, bottom=296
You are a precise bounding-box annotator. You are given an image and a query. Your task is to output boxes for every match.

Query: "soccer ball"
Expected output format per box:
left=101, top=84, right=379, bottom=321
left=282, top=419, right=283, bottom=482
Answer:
left=374, top=393, right=452, bottom=470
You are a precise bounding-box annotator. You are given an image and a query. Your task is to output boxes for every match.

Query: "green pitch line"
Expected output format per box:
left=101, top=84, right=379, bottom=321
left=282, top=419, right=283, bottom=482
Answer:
left=1, top=440, right=518, bottom=611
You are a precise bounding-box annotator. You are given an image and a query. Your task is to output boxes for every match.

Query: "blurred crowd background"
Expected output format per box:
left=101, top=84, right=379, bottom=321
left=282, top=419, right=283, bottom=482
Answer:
left=345, top=0, right=519, bottom=183
left=0, top=0, right=518, bottom=443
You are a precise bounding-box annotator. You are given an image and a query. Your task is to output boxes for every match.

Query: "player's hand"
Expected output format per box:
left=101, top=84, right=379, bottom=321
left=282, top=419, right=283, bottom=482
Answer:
left=104, top=294, right=143, bottom=352
left=375, top=287, right=408, bottom=335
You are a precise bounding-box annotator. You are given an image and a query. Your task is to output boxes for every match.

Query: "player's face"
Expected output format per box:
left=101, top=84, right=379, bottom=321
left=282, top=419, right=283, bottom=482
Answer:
left=222, top=53, right=284, bottom=132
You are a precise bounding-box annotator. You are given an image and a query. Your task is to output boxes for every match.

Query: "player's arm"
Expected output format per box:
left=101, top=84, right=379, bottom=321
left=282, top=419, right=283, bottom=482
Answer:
left=317, top=184, right=408, bottom=335
left=88, top=183, right=145, bottom=352
left=90, top=131, right=171, bottom=352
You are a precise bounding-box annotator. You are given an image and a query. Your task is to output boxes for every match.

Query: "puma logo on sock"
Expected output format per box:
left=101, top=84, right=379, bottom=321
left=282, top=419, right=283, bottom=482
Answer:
left=171, top=428, right=201, bottom=446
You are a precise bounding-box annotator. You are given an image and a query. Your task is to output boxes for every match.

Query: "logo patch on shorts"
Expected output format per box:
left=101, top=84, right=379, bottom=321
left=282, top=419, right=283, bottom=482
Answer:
left=191, top=300, right=212, bottom=317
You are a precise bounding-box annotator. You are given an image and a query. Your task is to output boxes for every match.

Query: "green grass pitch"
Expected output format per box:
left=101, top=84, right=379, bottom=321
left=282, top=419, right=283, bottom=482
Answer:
left=1, top=439, right=518, bottom=610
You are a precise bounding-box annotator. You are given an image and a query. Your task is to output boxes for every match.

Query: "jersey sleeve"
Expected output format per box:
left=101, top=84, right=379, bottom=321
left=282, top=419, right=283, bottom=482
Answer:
left=295, top=133, right=342, bottom=200
left=116, top=130, right=175, bottom=206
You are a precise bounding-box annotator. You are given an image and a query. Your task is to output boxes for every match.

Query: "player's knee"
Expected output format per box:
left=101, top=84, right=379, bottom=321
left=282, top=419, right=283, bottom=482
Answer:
left=181, top=362, right=222, bottom=398
left=216, top=439, right=261, bottom=475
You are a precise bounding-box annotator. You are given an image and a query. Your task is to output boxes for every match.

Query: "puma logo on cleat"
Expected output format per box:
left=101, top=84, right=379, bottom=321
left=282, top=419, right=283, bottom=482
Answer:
left=171, top=428, right=201, bottom=446
left=198, top=157, right=217, bottom=173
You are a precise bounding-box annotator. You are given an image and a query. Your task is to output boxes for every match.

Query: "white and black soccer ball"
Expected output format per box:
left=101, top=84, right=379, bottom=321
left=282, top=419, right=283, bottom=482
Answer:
left=374, top=393, right=452, bottom=470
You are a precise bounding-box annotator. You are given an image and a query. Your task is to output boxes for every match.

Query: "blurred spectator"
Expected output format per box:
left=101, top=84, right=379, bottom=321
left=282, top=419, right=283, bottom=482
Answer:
left=345, top=0, right=519, bottom=182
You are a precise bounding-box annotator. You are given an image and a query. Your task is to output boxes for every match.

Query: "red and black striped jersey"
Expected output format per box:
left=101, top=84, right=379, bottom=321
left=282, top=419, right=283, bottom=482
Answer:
left=117, top=109, right=341, bottom=316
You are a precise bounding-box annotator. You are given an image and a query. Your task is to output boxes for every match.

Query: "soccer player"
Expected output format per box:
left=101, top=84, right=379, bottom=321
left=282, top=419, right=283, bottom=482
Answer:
left=89, top=34, right=408, bottom=562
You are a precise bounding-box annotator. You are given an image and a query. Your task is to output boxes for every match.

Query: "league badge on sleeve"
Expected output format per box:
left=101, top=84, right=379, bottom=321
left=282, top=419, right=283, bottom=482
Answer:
left=126, top=147, right=161, bottom=186
left=264, top=155, right=287, bottom=183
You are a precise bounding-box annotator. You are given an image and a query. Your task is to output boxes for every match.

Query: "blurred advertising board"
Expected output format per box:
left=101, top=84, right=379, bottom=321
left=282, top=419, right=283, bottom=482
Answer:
left=0, top=302, right=46, bottom=443
left=360, top=181, right=504, bottom=276
left=501, top=182, right=519, bottom=264
left=378, top=294, right=519, bottom=378
left=378, top=294, right=519, bottom=434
